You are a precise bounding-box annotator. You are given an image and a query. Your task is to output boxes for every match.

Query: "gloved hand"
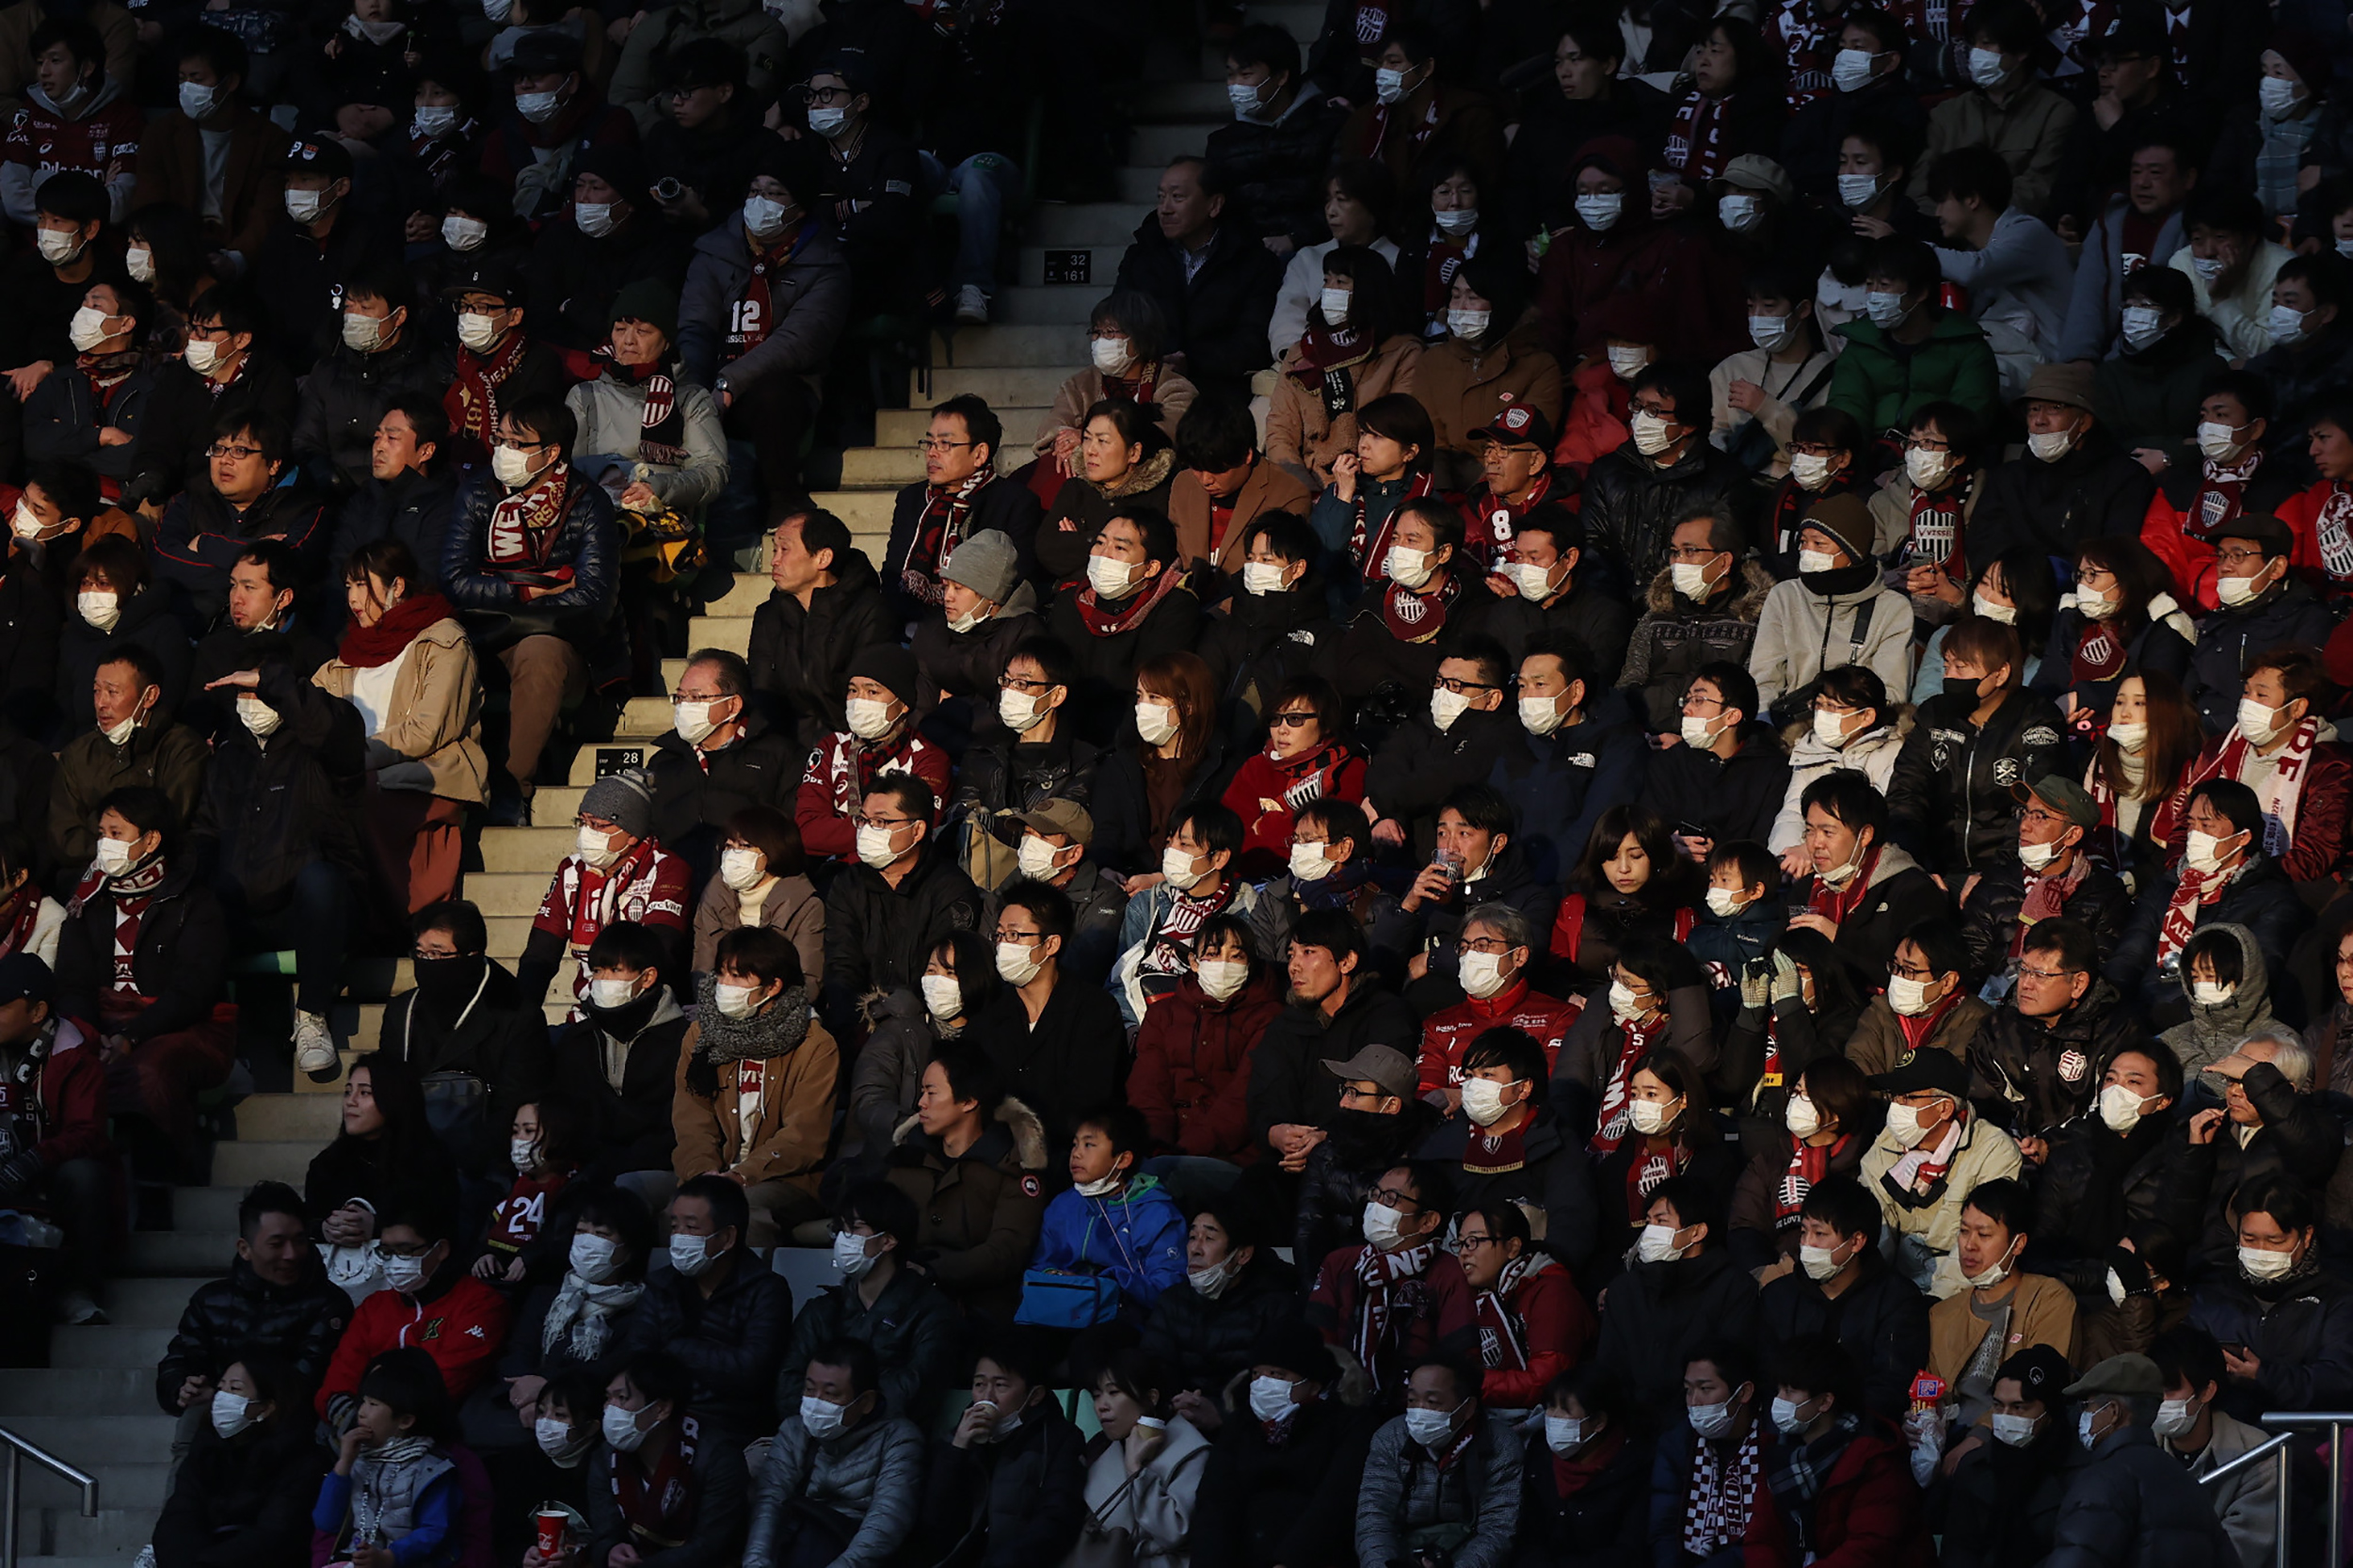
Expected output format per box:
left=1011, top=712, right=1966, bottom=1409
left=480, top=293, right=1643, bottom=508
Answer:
left=1738, top=961, right=1769, bottom=1012
left=1769, top=948, right=1801, bottom=1006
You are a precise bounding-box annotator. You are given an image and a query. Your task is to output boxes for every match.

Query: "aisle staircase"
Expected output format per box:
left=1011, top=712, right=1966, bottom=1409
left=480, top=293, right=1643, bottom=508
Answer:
left=0, top=8, right=1321, bottom=1561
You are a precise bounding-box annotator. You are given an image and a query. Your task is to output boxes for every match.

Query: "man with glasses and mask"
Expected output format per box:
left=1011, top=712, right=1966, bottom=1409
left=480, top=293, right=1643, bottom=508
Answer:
left=796, top=643, right=951, bottom=866
left=1861, top=1048, right=2022, bottom=1299
left=821, top=771, right=981, bottom=1032
left=1649, top=662, right=1790, bottom=862
left=127, top=290, right=299, bottom=515
left=1618, top=506, right=1774, bottom=736
left=1957, top=777, right=2131, bottom=993
left=435, top=256, right=572, bottom=466
left=152, top=413, right=325, bottom=632
left=2182, top=511, right=2332, bottom=735
left=967, top=878, right=1122, bottom=1152
left=1413, top=908, right=1575, bottom=1110
left=953, top=638, right=1098, bottom=886
left=794, top=58, right=926, bottom=320
left=291, top=257, right=449, bottom=497
left=885, top=395, right=1041, bottom=621
left=647, top=648, right=795, bottom=887
left=984, top=799, right=1122, bottom=986
left=1305, top=1153, right=1477, bottom=1400
left=1112, top=802, right=1258, bottom=1026
left=1360, top=634, right=1519, bottom=852
left=314, top=1200, right=511, bottom=1432
left=1357, top=1354, right=1525, bottom=1564
left=1969, top=917, right=2138, bottom=1144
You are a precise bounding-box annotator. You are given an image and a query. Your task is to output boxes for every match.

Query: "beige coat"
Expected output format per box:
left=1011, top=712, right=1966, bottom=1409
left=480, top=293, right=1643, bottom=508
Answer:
left=1861, top=1112, right=2024, bottom=1299
left=1167, top=456, right=1315, bottom=570
left=671, top=1012, right=840, bottom=1194
left=690, top=869, right=824, bottom=984
left=1414, top=331, right=1564, bottom=457
left=1927, top=1270, right=2078, bottom=1402
left=1034, top=366, right=1198, bottom=457
left=311, top=616, right=489, bottom=805
left=1264, top=334, right=1424, bottom=485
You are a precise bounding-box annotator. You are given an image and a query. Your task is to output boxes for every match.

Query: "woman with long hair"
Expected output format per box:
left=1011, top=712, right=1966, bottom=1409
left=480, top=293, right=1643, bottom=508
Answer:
left=1910, top=545, right=2058, bottom=703
left=1087, top=650, right=1237, bottom=888
left=303, top=1057, right=461, bottom=1294
left=846, top=929, right=999, bottom=1166
left=1547, top=805, right=1702, bottom=990
left=1591, top=1049, right=1741, bottom=1263
left=148, top=1352, right=327, bottom=1568
left=2085, top=669, right=2202, bottom=878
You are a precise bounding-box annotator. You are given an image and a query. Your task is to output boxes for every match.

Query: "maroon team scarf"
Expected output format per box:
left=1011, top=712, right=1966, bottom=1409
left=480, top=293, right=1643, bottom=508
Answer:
left=896, top=464, right=998, bottom=606
left=1350, top=471, right=1436, bottom=583
left=1076, top=562, right=1185, bottom=637
left=2187, top=450, right=2265, bottom=538
left=1378, top=571, right=1464, bottom=644
left=1666, top=91, right=1733, bottom=180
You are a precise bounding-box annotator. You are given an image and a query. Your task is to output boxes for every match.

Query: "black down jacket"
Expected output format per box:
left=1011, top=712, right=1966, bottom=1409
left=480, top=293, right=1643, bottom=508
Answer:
left=1576, top=439, right=1754, bottom=587
left=920, top=1400, right=1089, bottom=1568
left=1205, top=98, right=1352, bottom=248
left=1138, top=1250, right=1307, bottom=1400
left=1958, top=857, right=2134, bottom=986
left=149, top=1417, right=328, bottom=1568
left=1886, top=685, right=2071, bottom=879
left=1965, top=978, right=2143, bottom=1138
left=2044, top=1426, right=2238, bottom=1568
left=440, top=467, right=620, bottom=648
left=153, top=1255, right=352, bottom=1414
left=1193, top=1395, right=1379, bottom=1568
left=747, top=548, right=904, bottom=751
left=776, top=1267, right=964, bottom=1425
left=617, top=1246, right=793, bottom=1439
left=195, top=662, right=371, bottom=910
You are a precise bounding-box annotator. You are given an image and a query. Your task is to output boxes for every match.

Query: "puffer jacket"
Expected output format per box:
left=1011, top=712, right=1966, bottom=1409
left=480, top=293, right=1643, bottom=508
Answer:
left=1755, top=1255, right=1929, bottom=1421
left=293, top=331, right=453, bottom=494
left=439, top=466, right=619, bottom=646
left=151, top=1416, right=328, bottom=1568
left=2108, top=855, right=2310, bottom=1019
left=1244, top=981, right=1420, bottom=1157
left=2187, top=1267, right=2353, bottom=1424
left=1886, top=685, right=2071, bottom=878
left=1748, top=575, right=1914, bottom=718
left=617, top=1245, right=793, bottom=1437
left=1138, top=1249, right=1305, bottom=1400
left=820, top=848, right=983, bottom=1010
left=648, top=715, right=799, bottom=882
left=776, top=1268, right=963, bottom=1426
left=1967, top=430, right=2158, bottom=567
left=1035, top=448, right=1180, bottom=584
left=1784, top=840, right=1950, bottom=978
left=564, top=362, right=729, bottom=518
left=2157, top=923, right=2278, bottom=1079
left=1577, top=439, right=1754, bottom=586
left=2173, top=1061, right=2345, bottom=1269
left=2031, top=1114, right=2201, bottom=1297
left=1514, top=1426, right=1651, bottom=1568
left=1488, top=698, right=1650, bottom=886
left=1204, top=95, right=1351, bottom=248
left=1957, top=857, right=2133, bottom=986
left=154, top=1256, right=351, bottom=1416
left=196, top=664, right=370, bottom=909
left=1595, top=1248, right=1760, bottom=1411
left=747, top=547, right=901, bottom=751
left=326, top=467, right=459, bottom=597
left=743, top=1409, right=925, bottom=1568
left=1965, top=978, right=2140, bottom=1138
left=884, top=1095, right=1050, bottom=1320
left=952, top=726, right=1099, bottom=840
left=921, top=1399, right=1089, bottom=1568
left=678, top=215, right=850, bottom=392
left=152, top=480, right=328, bottom=631
left=1357, top=1412, right=1524, bottom=1568
left=2043, top=1426, right=2239, bottom=1568
left=1771, top=718, right=1909, bottom=857
left=844, top=989, right=945, bottom=1165
left=1128, top=971, right=1283, bottom=1161
left=2183, top=581, right=2338, bottom=736
left=1617, top=561, right=1776, bottom=733
left=1744, top=1422, right=1934, bottom=1568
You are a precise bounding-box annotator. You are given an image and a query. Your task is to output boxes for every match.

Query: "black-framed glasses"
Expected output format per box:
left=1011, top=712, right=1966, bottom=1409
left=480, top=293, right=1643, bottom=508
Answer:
left=1433, top=676, right=1499, bottom=695
left=1269, top=711, right=1318, bottom=728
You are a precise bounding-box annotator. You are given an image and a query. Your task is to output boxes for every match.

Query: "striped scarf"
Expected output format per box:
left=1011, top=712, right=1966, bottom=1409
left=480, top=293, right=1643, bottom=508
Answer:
left=1683, top=1415, right=1762, bottom=1556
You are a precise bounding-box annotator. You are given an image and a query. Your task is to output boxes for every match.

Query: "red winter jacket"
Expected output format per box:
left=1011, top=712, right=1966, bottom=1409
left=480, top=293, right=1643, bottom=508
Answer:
left=1477, top=1258, right=1597, bottom=1408
left=1128, top=972, right=1284, bottom=1160
left=1742, top=1424, right=1936, bottom=1568
left=2170, top=729, right=2352, bottom=884
left=314, top=1273, right=511, bottom=1420
left=1219, top=748, right=1367, bottom=879
left=793, top=728, right=954, bottom=860
left=1417, top=978, right=1581, bottom=1096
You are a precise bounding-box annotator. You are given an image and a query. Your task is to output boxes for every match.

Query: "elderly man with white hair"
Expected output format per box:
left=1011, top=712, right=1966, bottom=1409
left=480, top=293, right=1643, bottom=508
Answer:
left=2177, top=1027, right=2345, bottom=1274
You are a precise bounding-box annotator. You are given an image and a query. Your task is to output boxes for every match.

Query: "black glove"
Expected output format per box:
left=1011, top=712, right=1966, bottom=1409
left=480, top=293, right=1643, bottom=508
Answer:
left=2105, top=1243, right=2153, bottom=1299
left=0, top=1148, right=44, bottom=1202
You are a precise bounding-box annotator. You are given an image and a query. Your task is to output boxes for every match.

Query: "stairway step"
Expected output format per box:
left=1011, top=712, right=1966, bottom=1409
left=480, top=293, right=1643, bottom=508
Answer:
left=460, top=872, right=549, bottom=919
left=202, top=1142, right=319, bottom=1192
left=51, top=1326, right=174, bottom=1370
left=1252, top=0, right=1323, bottom=42
left=566, top=744, right=662, bottom=788
left=93, top=1277, right=216, bottom=1331
left=840, top=446, right=925, bottom=486
left=874, top=405, right=1050, bottom=445
left=932, top=324, right=1087, bottom=369
left=1014, top=245, right=1126, bottom=290
left=1130, top=77, right=1233, bottom=118
left=993, top=285, right=1099, bottom=326
left=919, top=365, right=1077, bottom=408
left=0, top=1368, right=164, bottom=1418
left=536, top=785, right=586, bottom=821
left=154, top=1187, right=240, bottom=1236
left=478, top=825, right=580, bottom=873
left=700, top=572, right=771, bottom=616
left=232, top=1093, right=343, bottom=1143
left=44, top=1507, right=173, bottom=1555
left=1129, top=122, right=1215, bottom=167
left=1027, top=202, right=1149, bottom=248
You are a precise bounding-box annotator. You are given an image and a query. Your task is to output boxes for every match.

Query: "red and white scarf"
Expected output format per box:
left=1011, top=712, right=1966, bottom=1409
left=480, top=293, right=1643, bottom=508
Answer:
left=2157, top=853, right=2236, bottom=972
left=1806, top=844, right=1881, bottom=928
left=897, top=465, right=997, bottom=607
left=2187, top=450, right=2265, bottom=538
left=1475, top=1253, right=1539, bottom=1369
left=1904, top=477, right=1968, bottom=576
left=0, top=886, right=40, bottom=961
left=1075, top=562, right=1185, bottom=637
left=1351, top=1238, right=1436, bottom=1378
left=1683, top=1416, right=1761, bottom=1556
left=1377, top=571, right=1464, bottom=645
left=1590, top=1014, right=1666, bottom=1154
left=2182, top=715, right=2318, bottom=861
left=2315, top=484, right=2353, bottom=582
left=2013, top=853, right=2091, bottom=960
left=1350, top=471, right=1435, bottom=583
left=444, top=332, right=531, bottom=449
left=1773, top=1132, right=1849, bottom=1227
left=484, top=466, right=575, bottom=591
left=1665, top=91, right=1733, bottom=180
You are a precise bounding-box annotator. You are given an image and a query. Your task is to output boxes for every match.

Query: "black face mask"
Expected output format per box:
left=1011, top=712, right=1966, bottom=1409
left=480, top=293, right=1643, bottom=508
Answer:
left=586, top=982, right=664, bottom=1040
left=411, top=952, right=487, bottom=1015
left=1942, top=676, right=1986, bottom=713
left=1327, top=1106, right=1409, bottom=1163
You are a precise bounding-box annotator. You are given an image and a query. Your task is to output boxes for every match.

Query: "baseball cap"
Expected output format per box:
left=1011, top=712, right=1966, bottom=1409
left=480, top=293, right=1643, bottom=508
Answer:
left=1321, top=1045, right=1416, bottom=1103
left=1866, top=1047, right=1971, bottom=1099
left=1006, top=799, right=1094, bottom=846
left=1469, top=403, right=1556, bottom=454
left=0, top=953, right=53, bottom=1008
left=2012, top=776, right=2099, bottom=830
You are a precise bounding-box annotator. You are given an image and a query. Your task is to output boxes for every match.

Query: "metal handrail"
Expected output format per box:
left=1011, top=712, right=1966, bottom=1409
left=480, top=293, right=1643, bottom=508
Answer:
left=2258, top=1411, right=2353, bottom=1568
left=0, top=1423, right=98, bottom=1568
left=2200, top=1429, right=2296, bottom=1485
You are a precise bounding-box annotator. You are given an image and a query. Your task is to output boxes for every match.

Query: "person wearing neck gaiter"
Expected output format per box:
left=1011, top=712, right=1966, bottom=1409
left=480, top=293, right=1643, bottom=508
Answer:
left=670, top=928, right=839, bottom=1247
left=374, top=899, right=552, bottom=1176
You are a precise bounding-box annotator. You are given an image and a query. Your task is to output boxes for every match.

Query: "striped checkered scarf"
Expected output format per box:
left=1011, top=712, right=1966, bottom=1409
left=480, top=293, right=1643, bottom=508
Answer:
left=1683, top=1413, right=1761, bottom=1557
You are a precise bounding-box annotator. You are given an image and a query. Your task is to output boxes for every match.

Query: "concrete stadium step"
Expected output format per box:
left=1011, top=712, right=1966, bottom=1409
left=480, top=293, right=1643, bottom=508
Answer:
left=15, top=1460, right=168, bottom=1510
left=1129, top=121, right=1216, bottom=166
left=1026, top=202, right=1151, bottom=248
left=1256, top=1, right=1321, bottom=41
left=874, top=405, right=1050, bottom=445
left=51, top=1326, right=173, bottom=1370
left=536, top=784, right=587, bottom=820
left=680, top=615, right=752, bottom=657
left=154, top=1187, right=242, bottom=1237
left=566, top=744, right=663, bottom=788
left=812, top=489, right=894, bottom=529
left=995, top=285, right=1099, bottom=326
left=0, top=1369, right=161, bottom=1419
left=1014, top=245, right=1127, bottom=290
left=91, top=1277, right=217, bottom=1331
left=197, top=1143, right=316, bottom=1192
left=932, top=323, right=1088, bottom=368
left=231, top=1093, right=342, bottom=1143
left=1130, top=78, right=1233, bottom=118
left=43, top=1505, right=172, bottom=1556
left=462, top=872, right=552, bottom=918
left=920, top=365, right=1078, bottom=408
left=479, top=825, right=579, bottom=873
left=840, top=446, right=924, bottom=487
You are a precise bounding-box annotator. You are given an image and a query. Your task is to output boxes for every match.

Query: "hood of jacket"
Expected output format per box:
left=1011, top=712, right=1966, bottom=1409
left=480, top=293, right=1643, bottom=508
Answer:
left=27, top=76, right=121, bottom=120
left=1644, top=557, right=1776, bottom=619
left=1086, top=447, right=1176, bottom=503
left=2163, top=921, right=2273, bottom=1040
left=1781, top=708, right=1913, bottom=767
left=892, top=1092, right=1049, bottom=1172
left=1864, top=840, right=1928, bottom=892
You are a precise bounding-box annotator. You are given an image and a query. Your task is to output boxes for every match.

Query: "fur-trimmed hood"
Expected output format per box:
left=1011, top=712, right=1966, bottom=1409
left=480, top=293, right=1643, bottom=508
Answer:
left=891, top=1092, right=1050, bottom=1173
left=1778, top=705, right=1917, bottom=763
left=1085, top=447, right=1177, bottom=503
left=1643, top=557, right=1776, bottom=620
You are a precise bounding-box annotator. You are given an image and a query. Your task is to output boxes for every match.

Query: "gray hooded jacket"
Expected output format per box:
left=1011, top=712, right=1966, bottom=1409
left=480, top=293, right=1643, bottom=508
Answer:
left=742, top=1408, right=926, bottom=1568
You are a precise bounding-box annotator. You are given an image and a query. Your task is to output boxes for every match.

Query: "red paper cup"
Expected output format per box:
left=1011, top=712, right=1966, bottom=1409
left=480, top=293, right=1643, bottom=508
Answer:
left=536, top=1509, right=568, bottom=1557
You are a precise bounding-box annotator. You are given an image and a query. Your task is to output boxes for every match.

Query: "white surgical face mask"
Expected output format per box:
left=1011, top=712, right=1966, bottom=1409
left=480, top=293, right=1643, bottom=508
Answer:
left=1373, top=66, right=1408, bottom=103
left=1446, top=307, right=1490, bottom=340
left=1609, top=345, right=1652, bottom=382
left=1227, top=79, right=1270, bottom=120
left=1160, top=843, right=1207, bottom=890
left=1790, top=453, right=1833, bottom=491
left=568, top=1233, right=620, bottom=1283
left=2098, top=1082, right=2152, bottom=1133
left=994, top=938, right=1045, bottom=986
left=1832, top=47, right=1877, bottom=91
left=1575, top=191, right=1622, bottom=232
left=1404, top=1403, right=1462, bottom=1448
left=1087, top=553, right=1143, bottom=600
left=1289, top=840, right=1336, bottom=881
left=1432, top=687, right=1472, bottom=732
left=2198, top=422, right=2245, bottom=462
left=1519, top=694, right=1565, bottom=736
left=236, top=695, right=280, bottom=739
left=456, top=312, right=501, bottom=353
left=1241, top=560, right=1289, bottom=595
left=1545, top=1415, right=1590, bottom=1454
left=413, top=104, right=457, bottom=139
left=1670, top=560, right=1714, bottom=599
left=1636, top=1222, right=1684, bottom=1262
left=1813, top=708, right=1859, bottom=748
left=844, top=696, right=896, bottom=741
left=2185, top=829, right=2234, bottom=874
left=67, top=306, right=111, bottom=353
left=1090, top=335, right=1133, bottom=376
left=8, top=502, right=40, bottom=541
left=920, top=972, right=964, bottom=1020
left=2074, top=584, right=2118, bottom=621
left=1968, top=45, right=2008, bottom=87
left=1433, top=207, right=1478, bottom=236
left=575, top=824, right=620, bottom=871
left=719, top=846, right=764, bottom=891
left=1770, top=1396, right=1813, bottom=1434
left=93, top=837, right=134, bottom=874
left=1607, top=980, right=1644, bottom=1024
left=999, top=686, right=1048, bottom=732
left=588, top=975, right=637, bottom=1011
left=2190, top=980, right=2234, bottom=1007
left=2153, top=1397, right=2198, bottom=1438
left=1964, top=1240, right=2017, bottom=1289
left=1886, top=974, right=1935, bottom=1016
left=574, top=200, right=616, bottom=237
left=713, top=982, right=760, bottom=1019
left=1249, top=1375, right=1298, bottom=1422
left=2241, top=1243, right=2297, bottom=1281
left=1679, top=712, right=1722, bottom=748
left=800, top=1393, right=851, bottom=1439
left=1971, top=591, right=2016, bottom=624
left=1689, top=1396, right=1739, bottom=1438
left=1883, top=1101, right=1931, bottom=1148
left=1627, top=1096, right=1676, bottom=1135
left=2238, top=697, right=2284, bottom=744
left=1717, top=193, right=1762, bottom=232
left=1865, top=290, right=1910, bottom=328
left=602, top=1402, right=650, bottom=1452
left=2192, top=256, right=2226, bottom=286
left=1629, top=409, right=1673, bottom=454
left=183, top=337, right=221, bottom=376
left=441, top=214, right=488, bottom=252
left=2107, top=720, right=2149, bottom=750
left=1991, top=1412, right=2040, bottom=1447
left=490, top=442, right=539, bottom=488
left=855, top=821, right=906, bottom=871
left=2271, top=304, right=2310, bottom=345
left=2018, top=837, right=2062, bottom=872
left=284, top=188, right=324, bottom=224
left=2029, top=428, right=2077, bottom=462
left=1785, top=1094, right=1820, bottom=1139
left=1836, top=172, right=1880, bottom=210
left=1319, top=285, right=1353, bottom=325
left=744, top=195, right=790, bottom=238
left=1797, top=547, right=1838, bottom=574
left=1749, top=312, right=1795, bottom=351
left=381, top=1250, right=430, bottom=1294
left=2217, top=568, right=2268, bottom=608
left=1134, top=700, right=1178, bottom=746
left=1016, top=835, right=1068, bottom=882
left=668, top=1232, right=717, bottom=1277
left=178, top=81, right=217, bottom=120
left=515, top=89, right=561, bottom=123
left=1705, top=887, right=1746, bottom=919
left=1799, top=1241, right=1846, bottom=1282
left=673, top=698, right=720, bottom=745
left=2078, top=1410, right=2105, bottom=1448
left=1905, top=446, right=1953, bottom=489
left=807, top=105, right=850, bottom=138
left=1385, top=544, right=1435, bottom=589
left=536, top=1416, right=590, bottom=1465
left=1197, top=956, right=1250, bottom=1000
left=1361, top=1200, right=1408, bottom=1251
left=124, top=245, right=155, bottom=282
left=342, top=309, right=393, bottom=354
left=2262, top=74, right=2302, bottom=117
left=2120, top=304, right=2164, bottom=352
left=1459, top=950, right=1511, bottom=1001
left=1460, top=1075, right=1513, bottom=1124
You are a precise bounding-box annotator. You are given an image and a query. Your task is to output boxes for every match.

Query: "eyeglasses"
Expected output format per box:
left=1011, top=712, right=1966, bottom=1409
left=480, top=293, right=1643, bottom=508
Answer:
left=1369, top=1187, right=1420, bottom=1210
left=1682, top=694, right=1727, bottom=712
left=992, top=928, right=1042, bottom=946
left=493, top=437, right=553, bottom=453
left=2216, top=548, right=2268, bottom=567
left=797, top=83, right=856, bottom=105
left=2016, top=964, right=2080, bottom=983
left=205, top=442, right=263, bottom=461
left=916, top=437, right=972, bottom=453
left=1269, top=711, right=1318, bottom=728
left=1433, top=676, right=1500, bottom=695
left=1458, top=936, right=1515, bottom=954
left=1887, top=958, right=1936, bottom=981
left=999, top=673, right=1054, bottom=693
left=1453, top=1232, right=1497, bottom=1253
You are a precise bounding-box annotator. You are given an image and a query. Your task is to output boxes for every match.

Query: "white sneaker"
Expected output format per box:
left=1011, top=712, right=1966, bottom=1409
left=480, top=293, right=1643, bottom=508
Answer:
left=56, top=1289, right=105, bottom=1326
left=294, top=1010, right=339, bottom=1083
left=954, top=284, right=989, bottom=324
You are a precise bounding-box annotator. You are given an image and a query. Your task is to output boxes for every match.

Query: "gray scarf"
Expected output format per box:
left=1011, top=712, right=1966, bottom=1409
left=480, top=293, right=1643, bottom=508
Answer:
left=685, top=973, right=811, bottom=1097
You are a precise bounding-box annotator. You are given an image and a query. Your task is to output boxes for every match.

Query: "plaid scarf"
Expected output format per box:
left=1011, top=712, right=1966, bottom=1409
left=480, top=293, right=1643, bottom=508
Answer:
left=1350, top=471, right=1434, bottom=583
left=1075, top=561, right=1185, bottom=637
left=444, top=331, right=531, bottom=449
left=2013, top=852, right=2090, bottom=961
left=1377, top=571, right=1463, bottom=644
left=1351, top=1239, right=1437, bottom=1381
left=1475, top=1254, right=1539, bottom=1369
left=2188, top=450, right=2265, bottom=538
left=1765, top=1410, right=1862, bottom=1552
left=1590, top=1014, right=1665, bottom=1154
left=898, top=464, right=997, bottom=607
left=1683, top=1416, right=1762, bottom=1556
left=2255, top=111, right=2317, bottom=221
left=1774, top=1132, right=1849, bottom=1227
